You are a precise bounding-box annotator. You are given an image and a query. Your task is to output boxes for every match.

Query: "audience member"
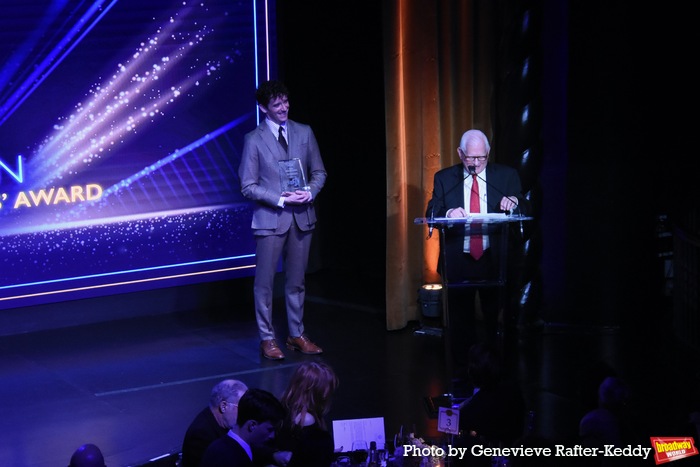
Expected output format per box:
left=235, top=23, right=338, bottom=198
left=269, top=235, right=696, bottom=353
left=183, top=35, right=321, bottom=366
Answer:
left=200, top=388, right=285, bottom=467
left=579, top=376, right=630, bottom=449
left=689, top=411, right=700, bottom=442
left=454, top=342, right=526, bottom=466
left=578, top=376, right=646, bottom=466
left=274, top=361, right=340, bottom=467
left=68, top=443, right=106, bottom=467
left=181, top=379, right=249, bottom=467
left=576, top=359, right=617, bottom=416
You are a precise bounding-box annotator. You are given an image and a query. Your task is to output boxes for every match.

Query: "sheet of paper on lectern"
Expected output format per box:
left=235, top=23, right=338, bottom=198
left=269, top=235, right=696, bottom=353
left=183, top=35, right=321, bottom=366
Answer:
left=433, top=212, right=508, bottom=222
left=332, top=417, right=386, bottom=452
left=467, top=212, right=507, bottom=219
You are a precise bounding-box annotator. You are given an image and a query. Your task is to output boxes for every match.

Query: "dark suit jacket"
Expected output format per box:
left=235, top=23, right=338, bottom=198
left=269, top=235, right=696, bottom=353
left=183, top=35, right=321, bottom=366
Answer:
left=181, top=407, right=226, bottom=467
left=458, top=381, right=526, bottom=447
left=200, top=434, right=252, bottom=467
left=425, top=162, right=529, bottom=278
left=453, top=381, right=526, bottom=467
left=239, top=119, right=327, bottom=236
left=276, top=422, right=335, bottom=467
left=426, top=162, right=528, bottom=218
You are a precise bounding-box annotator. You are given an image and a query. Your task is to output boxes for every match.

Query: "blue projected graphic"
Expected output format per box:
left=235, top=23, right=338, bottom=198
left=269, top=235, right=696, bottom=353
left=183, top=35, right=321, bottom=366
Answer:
left=0, top=0, right=276, bottom=309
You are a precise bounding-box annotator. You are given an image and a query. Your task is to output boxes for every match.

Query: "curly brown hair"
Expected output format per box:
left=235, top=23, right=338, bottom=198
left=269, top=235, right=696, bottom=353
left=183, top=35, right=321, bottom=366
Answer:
left=255, top=80, right=289, bottom=107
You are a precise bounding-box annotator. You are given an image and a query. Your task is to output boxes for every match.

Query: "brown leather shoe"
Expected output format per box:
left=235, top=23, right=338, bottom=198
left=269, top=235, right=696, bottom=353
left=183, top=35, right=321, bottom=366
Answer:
left=286, top=335, right=323, bottom=355
left=260, top=339, right=285, bottom=360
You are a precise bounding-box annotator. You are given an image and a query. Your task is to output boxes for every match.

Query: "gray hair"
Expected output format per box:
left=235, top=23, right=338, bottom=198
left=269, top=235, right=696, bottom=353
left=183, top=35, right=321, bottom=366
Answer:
left=209, top=379, right=248, bottom=408
left=459, top=129, right=491, bottom=154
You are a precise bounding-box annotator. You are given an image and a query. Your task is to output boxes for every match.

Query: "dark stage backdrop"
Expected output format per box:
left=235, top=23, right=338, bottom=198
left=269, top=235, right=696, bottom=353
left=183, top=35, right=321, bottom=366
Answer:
left=0, top=0, right=277, bottom=310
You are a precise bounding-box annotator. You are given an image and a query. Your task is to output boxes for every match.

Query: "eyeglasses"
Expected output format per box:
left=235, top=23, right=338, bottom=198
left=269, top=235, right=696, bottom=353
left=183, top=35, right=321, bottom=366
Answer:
left=458, top=148, right=488, bottom=162
left=462, top=156, right=488, bottom=162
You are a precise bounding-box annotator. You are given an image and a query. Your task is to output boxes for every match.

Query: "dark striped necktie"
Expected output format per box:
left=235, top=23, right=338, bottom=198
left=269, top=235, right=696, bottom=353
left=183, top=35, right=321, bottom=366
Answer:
left=278, top=126, right=288, bottom=152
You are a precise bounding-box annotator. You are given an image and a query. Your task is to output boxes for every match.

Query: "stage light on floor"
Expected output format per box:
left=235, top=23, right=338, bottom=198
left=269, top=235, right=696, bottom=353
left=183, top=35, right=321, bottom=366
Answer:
left=415, top=284, right=444, bottom=337
left=418, top=283, right=443, bottom=318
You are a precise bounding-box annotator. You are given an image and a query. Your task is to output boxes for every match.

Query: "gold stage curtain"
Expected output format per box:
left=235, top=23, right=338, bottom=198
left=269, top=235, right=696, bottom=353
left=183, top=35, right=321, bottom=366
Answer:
left=383, top=0, right=495, bottom=330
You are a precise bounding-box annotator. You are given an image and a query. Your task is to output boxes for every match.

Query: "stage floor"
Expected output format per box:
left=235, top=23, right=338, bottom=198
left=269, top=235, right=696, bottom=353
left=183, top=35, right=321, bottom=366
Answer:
left=0, top=267, right=698, bottom=466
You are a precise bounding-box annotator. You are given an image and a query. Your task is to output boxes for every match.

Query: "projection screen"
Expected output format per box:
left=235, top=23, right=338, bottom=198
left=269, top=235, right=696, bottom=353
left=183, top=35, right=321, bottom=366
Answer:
left=0, top=0, right=276, bottom=310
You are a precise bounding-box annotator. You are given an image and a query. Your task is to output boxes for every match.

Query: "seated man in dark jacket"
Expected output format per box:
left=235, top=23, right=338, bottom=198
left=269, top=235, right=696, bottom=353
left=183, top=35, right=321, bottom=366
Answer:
left=200, top=388, right=285, bottom=467
left=181, top=379, right=248, bottom=467
left=455, top=342, right=526, bottom=466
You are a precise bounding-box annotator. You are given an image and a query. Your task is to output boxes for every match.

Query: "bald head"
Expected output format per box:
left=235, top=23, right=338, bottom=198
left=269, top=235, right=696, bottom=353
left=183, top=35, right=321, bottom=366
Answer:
left=69, top=443, right=106, bottom=467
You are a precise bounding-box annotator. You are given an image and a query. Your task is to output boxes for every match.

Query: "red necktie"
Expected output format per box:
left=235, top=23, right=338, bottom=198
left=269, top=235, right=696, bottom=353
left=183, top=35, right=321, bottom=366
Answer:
left=469, top=174, right=483, bottom=260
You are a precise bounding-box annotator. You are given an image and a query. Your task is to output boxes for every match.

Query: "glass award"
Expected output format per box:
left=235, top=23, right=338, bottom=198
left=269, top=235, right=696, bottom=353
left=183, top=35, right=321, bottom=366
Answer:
left=278, top=158, right=310, bottom=192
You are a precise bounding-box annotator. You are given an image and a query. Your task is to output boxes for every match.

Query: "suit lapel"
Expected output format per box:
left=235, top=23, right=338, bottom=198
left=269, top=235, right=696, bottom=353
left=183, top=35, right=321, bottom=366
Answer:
left=258, top=122, right=287, bottom=161
left=285, top=121, right=295, bottom=158
left=450, top=165, right=466, bottom=208
left=485, top=165, right=502, bottom=213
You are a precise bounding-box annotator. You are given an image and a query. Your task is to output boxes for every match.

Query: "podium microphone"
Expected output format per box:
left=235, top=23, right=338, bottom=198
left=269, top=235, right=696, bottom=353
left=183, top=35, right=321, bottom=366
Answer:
left=469, top=165, right=526, bottom=236
left=467, top=165, right=521, bottom=216
left=427, top=206, right=435, bottom=239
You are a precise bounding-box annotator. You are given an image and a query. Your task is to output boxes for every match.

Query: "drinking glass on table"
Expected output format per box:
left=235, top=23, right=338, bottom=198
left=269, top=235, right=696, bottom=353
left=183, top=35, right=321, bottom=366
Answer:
left=351, top=441, right=369, bottom=464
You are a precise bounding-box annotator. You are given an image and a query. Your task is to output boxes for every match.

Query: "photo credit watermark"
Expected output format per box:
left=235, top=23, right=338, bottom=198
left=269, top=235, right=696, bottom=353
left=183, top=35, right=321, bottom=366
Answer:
left=650, top=437, right=699, bottom=464
left=402, top=444, right=655, bottom=461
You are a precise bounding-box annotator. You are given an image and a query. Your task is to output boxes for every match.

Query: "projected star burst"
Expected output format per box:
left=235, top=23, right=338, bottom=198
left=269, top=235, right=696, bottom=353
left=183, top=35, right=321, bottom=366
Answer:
left=29, top=3, right=232, bottom=191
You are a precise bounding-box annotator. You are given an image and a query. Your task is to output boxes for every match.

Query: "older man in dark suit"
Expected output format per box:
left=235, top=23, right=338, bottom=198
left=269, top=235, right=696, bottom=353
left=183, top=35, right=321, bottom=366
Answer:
left=426, top=129, right=529, bottom=359
left=239, top=80, right=327, bottom=360
left=181, top=379, right=248, bottom=467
